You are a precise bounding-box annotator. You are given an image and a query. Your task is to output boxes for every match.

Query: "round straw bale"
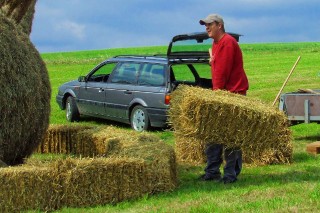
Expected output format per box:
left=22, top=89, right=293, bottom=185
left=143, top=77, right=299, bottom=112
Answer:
left=0, top=159, right=7, bottom=168
left=17, top=0, right=37, bottom=35
left=0, top=0, right=35, bottom=25
left=0, top=5, right=51, bottom=165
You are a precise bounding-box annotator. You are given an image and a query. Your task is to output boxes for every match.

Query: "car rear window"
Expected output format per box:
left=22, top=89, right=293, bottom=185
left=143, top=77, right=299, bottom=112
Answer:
left=171, top=63, right=211, bottom=82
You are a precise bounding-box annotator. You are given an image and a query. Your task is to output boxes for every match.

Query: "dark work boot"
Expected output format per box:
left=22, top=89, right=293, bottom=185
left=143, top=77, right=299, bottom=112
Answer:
left=198, top=174, right=222, bottom=181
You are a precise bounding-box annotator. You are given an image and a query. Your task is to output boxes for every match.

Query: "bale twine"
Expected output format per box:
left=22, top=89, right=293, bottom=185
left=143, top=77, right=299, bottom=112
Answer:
left=0, top=2, right=51, bottom=166
left=168, top=85, right=292, bottom=165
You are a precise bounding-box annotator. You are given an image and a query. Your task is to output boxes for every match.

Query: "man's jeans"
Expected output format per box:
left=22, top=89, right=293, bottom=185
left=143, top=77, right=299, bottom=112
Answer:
left=205, top=144, right=242, bottom=181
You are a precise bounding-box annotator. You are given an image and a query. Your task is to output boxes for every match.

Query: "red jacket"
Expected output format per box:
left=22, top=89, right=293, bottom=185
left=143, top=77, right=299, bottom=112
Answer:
left=211, top=33, right=249, bottom=95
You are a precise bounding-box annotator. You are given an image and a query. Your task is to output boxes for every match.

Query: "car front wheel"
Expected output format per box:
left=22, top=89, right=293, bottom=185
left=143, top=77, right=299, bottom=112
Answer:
left=65, top=96, right=80, bottom=122
left=130, top=105, right=150, bottom=131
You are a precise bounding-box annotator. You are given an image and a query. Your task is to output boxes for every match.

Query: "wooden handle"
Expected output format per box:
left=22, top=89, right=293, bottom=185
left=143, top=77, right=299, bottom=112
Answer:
left=272, top=56, right=301, bottom=106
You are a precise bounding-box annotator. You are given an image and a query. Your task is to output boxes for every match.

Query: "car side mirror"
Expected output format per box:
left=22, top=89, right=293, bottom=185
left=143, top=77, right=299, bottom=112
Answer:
left=78, top=76, right=86, bottom=82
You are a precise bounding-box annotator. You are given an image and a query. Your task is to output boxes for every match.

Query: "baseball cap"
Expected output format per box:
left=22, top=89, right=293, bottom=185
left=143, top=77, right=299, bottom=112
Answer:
left=199, top=14, right=224, bottom=25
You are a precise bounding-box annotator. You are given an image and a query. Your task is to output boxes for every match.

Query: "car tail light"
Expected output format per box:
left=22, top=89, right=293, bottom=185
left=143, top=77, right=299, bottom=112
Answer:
left=165, top=94, right=171, bottom=105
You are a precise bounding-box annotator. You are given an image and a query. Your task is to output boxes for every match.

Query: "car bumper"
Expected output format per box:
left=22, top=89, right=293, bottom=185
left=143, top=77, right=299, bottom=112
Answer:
left=147, top=108, right=168, bottom=128
left=56, top=95, right=64, bottom=110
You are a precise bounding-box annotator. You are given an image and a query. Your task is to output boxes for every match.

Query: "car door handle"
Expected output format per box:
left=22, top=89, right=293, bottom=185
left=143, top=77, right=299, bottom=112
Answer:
left=124, top=90, right=132, bottom=94
left=99, top=88, right=104, bottom=92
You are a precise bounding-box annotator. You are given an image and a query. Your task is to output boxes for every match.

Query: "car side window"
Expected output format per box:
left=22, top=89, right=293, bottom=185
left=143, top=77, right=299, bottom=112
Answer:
left=88, top=62, right=117, bottom=82
left=138, top=64, right=165, bottom=86
left=110, top=62, right=140, bottom=84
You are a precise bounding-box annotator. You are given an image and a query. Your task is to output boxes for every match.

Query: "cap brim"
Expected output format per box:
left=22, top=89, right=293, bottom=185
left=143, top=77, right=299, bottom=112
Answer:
left=199, top=20, right=207, bottom=25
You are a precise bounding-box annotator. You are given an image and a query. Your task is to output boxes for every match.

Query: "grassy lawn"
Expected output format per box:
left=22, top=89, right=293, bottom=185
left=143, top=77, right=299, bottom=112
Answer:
left=38, top=42, right=320, bottom=212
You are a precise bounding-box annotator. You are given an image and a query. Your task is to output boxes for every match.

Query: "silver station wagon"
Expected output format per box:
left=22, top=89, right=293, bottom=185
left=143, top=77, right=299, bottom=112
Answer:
left=56, top=32, right=241, bottom=131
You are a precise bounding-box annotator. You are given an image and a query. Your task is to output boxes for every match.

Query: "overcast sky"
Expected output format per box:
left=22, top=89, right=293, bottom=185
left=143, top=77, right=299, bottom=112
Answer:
left=30, top=0, right=319, bottom=53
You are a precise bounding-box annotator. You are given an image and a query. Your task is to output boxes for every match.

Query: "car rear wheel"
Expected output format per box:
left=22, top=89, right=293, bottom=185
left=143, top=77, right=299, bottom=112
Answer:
left=130, top=105, right=150, bottom=131
left=66, top=96, right=80, bottom=122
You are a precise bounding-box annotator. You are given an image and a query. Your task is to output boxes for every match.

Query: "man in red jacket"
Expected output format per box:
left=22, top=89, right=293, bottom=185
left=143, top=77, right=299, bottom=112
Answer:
left=198, top=14, right=249, bottom=183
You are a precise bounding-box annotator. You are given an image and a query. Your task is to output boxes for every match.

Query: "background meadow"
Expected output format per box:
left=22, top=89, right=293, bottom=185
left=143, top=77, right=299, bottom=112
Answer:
left=36, top=42, right=320, bottom=212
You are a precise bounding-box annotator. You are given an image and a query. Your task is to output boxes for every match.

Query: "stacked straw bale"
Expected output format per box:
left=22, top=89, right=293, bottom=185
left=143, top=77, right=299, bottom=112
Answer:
left=0, top=158, right=148, bottom=212
left=0, top=125, right=177, bottom=212
left=107, top=132, right=177, bottom=193
left=0, top=0, right=51, bottom=166
left=169, top=85, right=292, bottom=165
left=0, top=164, right=61, bottom=212
left=36, top=124, right=95, bottom=154
left=38, top=124, right=178, bottom=193
left=58, top=157, right=150, bottom=208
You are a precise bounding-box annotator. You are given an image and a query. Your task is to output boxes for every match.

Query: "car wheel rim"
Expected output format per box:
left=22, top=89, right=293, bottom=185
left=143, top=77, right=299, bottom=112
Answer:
left=66, top=101, right=71, bottom=120
left=132, top=109, right=145, bottom=131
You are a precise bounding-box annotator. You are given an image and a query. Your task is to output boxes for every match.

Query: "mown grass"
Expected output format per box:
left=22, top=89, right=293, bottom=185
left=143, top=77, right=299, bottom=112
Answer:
left=38, top=42, right=320, bottom=212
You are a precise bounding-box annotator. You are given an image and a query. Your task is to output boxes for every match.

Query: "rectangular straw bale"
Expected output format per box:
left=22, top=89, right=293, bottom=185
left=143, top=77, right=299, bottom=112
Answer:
left=174, top=135, right=292, bottom=165
left=59, top=157, right=148, bottom=207
left=175, top=136, right=206, bottom=165
left=36, top=124, right=94, bottom=154
left=74, top=127, right=120, bottom=157
left=110, top=135, right=178, bottom=193
left=306, top=141, right=320, bottom=155
left=76, top=127, right=178, bottom=192
left=74, top=128, right=101, bottom=157
left=74, top=126, right=147, bottom=157
left=0, top=165, right=62, bottom=212
left=101, top=128, right=178, bottom=192
left=169, top=85, right=292, bottom=165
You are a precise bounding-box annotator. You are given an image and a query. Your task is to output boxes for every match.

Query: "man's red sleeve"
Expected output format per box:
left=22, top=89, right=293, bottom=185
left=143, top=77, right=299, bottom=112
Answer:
left=212, top=43, right=234, bottom=90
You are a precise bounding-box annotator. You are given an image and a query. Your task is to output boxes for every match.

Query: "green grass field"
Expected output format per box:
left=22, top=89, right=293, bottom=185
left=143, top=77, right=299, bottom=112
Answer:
left=39, top=42, right=320, bottom=212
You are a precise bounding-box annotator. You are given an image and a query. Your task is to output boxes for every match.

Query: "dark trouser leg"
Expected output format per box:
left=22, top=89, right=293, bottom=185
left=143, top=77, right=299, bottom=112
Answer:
left=204, top=144, right=223, bottom=178
left=223, top=148, right=242, bottom=181
left=235, top=149, right=242, bottom=176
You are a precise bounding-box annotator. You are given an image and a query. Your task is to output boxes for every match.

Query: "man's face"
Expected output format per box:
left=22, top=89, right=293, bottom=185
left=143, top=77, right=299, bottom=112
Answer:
left=205, top=22, right=220, bottom=39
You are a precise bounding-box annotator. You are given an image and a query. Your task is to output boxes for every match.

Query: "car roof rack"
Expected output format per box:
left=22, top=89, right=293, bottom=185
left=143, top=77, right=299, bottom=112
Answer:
left=113, top=54, right=209, bottom=63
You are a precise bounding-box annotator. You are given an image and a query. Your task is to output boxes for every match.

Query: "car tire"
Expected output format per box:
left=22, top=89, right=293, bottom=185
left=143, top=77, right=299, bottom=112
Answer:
left=130, top=105, right=150, bottom=131
left=65, top=96, right=80, bottom=122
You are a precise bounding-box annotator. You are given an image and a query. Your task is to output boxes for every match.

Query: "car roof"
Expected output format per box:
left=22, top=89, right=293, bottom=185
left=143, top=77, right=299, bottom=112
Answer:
left=167, top=32, right=242, bottom=59
left=106, top=55, right=170, bottom=66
